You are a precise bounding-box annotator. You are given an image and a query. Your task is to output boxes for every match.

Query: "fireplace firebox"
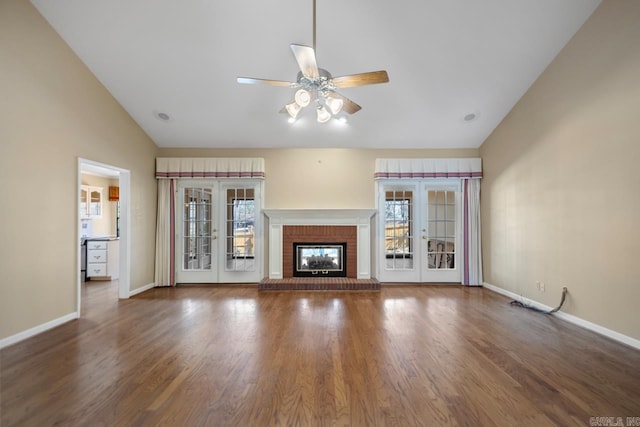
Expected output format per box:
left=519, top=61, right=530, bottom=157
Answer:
left=294, top=243, right=347, bottom=277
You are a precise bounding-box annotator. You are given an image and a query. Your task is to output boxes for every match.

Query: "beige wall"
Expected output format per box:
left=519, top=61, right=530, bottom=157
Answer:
left=480, top=0, right=640, bottom=340
left=158, top=148, right=480, bottom=209
left=0, top=0, right=158, bottom=340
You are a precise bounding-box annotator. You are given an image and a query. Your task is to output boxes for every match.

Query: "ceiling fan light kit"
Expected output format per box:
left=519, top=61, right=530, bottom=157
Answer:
left=237, top=0, right=389, bottom=124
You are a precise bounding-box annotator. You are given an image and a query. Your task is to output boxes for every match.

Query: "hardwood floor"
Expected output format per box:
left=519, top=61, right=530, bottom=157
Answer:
left=2, top=283, right=639, bottom=426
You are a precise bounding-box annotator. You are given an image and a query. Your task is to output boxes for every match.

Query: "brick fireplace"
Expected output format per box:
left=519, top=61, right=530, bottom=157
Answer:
left=285, top=226, right=356, bottom=278
left=263, top=209, right=376, bottom=280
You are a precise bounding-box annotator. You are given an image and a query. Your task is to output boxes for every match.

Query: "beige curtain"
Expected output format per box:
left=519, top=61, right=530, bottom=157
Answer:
left=154, top=179, right=175, bottom=287
left=463, top=178, right=483, bottom=286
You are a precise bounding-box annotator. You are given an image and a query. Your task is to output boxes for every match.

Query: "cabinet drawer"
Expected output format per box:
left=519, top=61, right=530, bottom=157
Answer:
left=88, top=249, right=107, bottom=262
left=87, top=241, right=108, bottom=250
left=87, top=263, right=107, bottom=277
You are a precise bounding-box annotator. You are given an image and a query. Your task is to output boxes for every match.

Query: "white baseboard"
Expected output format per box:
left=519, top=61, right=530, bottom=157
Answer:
left=129, top=282, right=155, bottom=297
left=0, top=312, right=78, bottom=350
left=483, top=282, right=640, bottom=351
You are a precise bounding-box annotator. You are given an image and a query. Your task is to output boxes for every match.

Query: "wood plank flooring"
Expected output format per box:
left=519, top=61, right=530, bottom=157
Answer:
left=1, top=282, right=639, bottom=426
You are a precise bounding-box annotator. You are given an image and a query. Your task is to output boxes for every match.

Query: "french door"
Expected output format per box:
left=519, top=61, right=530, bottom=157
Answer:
left=377, top=181, right=461, bottom=283
left=176, top=180, right=262, bottom=284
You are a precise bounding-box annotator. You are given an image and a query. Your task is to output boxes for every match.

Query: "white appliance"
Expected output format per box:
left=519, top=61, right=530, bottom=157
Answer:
left=80, top=219, right=93, bottom=238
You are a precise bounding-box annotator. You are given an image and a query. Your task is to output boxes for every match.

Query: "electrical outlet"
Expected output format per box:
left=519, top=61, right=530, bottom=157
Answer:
left=536, top=281, right=541, bottom=291
left=540, top=282, right=545, bottom=292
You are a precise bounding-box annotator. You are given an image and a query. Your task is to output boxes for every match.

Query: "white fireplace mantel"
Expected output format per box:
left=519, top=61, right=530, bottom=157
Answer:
left=263, top=209, right=377, bottom=279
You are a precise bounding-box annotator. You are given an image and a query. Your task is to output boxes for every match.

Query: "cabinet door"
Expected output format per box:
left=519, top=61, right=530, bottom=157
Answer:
left=89, top=188, right=102, bottom=218
left=80, top=186, right=89, bottom=219
left=81, top=186, right=103, bottom=218
left=87, top=241, right=107, bottom=250
left=88, top=249, right=107, bottom=263
left=87, top=263, right=107, bottom=277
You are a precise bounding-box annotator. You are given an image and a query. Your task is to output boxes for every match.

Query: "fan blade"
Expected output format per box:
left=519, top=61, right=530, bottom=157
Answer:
left=329, top=92, right=362, bottom=114
left=237, top=77, right=296, bottom=87
left=290, top=44, right=319, bottom=79
left=332, top=70, right=389, bottom=88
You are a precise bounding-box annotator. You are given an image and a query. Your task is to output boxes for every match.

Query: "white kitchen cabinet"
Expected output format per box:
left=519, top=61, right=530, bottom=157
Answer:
left=80, top=186, right=103, bottom=219
left=86, top=239, right=119, bottom=280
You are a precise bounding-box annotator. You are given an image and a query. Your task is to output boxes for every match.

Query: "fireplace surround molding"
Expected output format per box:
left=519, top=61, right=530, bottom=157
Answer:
left=263, top=209, right=377, bottom=280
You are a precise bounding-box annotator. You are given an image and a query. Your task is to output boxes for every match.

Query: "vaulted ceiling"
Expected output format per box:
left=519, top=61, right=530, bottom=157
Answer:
left=31, top=0, right=600, bottom=149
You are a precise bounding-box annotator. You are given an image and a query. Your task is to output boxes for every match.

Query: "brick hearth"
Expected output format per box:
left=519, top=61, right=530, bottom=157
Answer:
left=259, top=277, right=380, bottom=291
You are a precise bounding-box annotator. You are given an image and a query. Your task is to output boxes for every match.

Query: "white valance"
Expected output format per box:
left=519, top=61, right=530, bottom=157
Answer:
left=374, top=158, right=482, bottom=179
left=155, top=157, right=265, bottom=179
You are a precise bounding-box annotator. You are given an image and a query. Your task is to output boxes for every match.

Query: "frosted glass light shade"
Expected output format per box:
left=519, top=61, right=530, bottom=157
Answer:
left=294, top=89, right=311, bottom=107
left=325, top=96, right=344, bottom=115
left=286, top=102, right=302, bottom=119
left=316, top=106, right=331, bottom=123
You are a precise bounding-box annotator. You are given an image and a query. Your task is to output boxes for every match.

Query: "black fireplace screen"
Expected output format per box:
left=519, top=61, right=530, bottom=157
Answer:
left=294, top=243, right=346, bottom=277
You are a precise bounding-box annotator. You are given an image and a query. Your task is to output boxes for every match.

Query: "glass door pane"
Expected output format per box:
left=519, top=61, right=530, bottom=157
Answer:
left=225, top=187, right=256, bottom=272
left=90, top=189, right=102, bottom=217
left=427, top=190, right=456, bottom=270
left=384, top=190, right=414, bottom=270
left=182, top=186, right=213, bottom=272
left=80, top=187, right=88, bottom=218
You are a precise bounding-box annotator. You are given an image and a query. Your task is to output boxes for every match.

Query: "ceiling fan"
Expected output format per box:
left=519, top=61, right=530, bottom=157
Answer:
left=236, top=0, right=389, bottom=123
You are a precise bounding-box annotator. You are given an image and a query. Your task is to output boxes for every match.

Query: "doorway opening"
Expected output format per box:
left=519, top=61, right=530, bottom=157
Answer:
left=77, top=158, right=131, bottom=316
